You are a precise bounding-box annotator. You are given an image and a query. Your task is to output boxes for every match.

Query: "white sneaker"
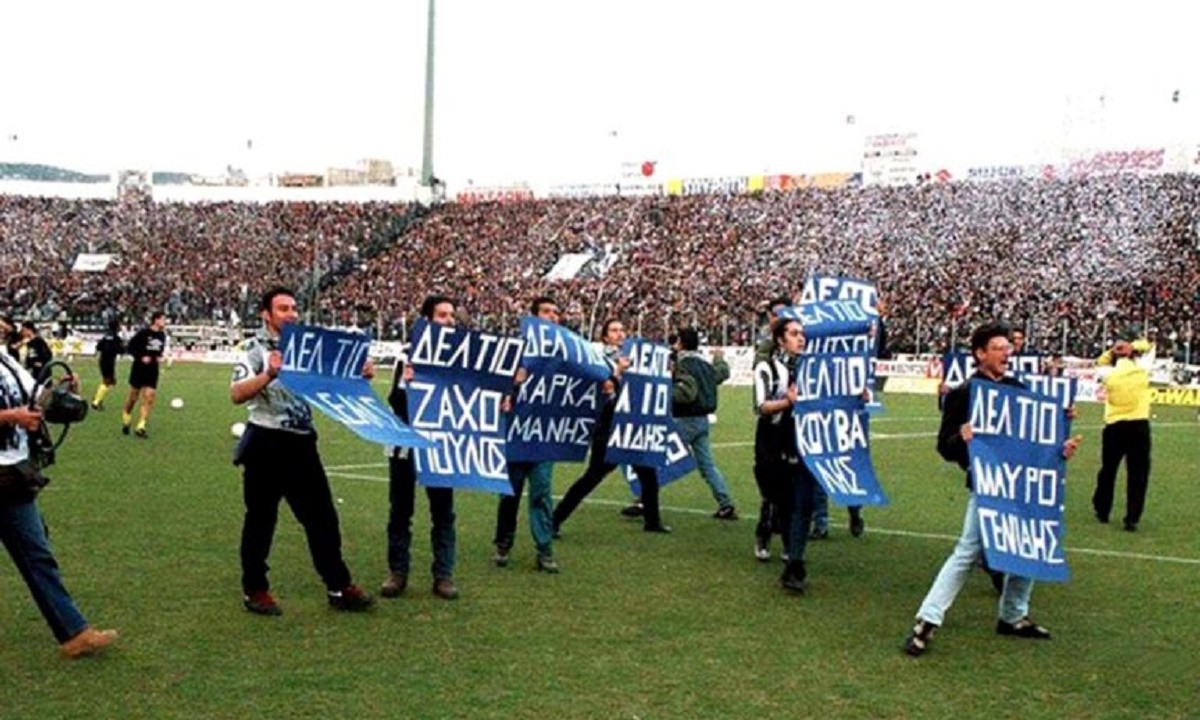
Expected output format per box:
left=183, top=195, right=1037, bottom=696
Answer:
left=754, top=536, right=771, bottom=562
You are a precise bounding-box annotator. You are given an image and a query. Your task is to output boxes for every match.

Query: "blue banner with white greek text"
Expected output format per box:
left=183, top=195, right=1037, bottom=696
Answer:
left=507, top=317, right=611, bottom=463
left=967, top=381, right=1070, bottom=583
left=277, top=324, right=433, bottom=450
left=406, top=319, right=525, bottom=494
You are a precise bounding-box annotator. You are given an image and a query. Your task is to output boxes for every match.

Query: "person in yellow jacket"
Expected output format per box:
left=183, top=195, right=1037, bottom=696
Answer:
left=1092, top=340, right=1152, bottom=532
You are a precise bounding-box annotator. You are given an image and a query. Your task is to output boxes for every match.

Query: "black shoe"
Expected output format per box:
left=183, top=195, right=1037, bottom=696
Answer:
left=620, top=502, right=644, bottom=518
left=243, top=591, right=283, bottom=616
left=996, top=617, right=1051, bottom=639
left=327, top=584, right=374, bottom=611
left=432, top=578, right=459, bottom=600
left=552, top=525, right=562, bottom=540
left=780, top=563, right=807, bottom=593
left=713, top=505, right=739, bottom=521
left=536, top=554, right=560, bottom=574
left=135, top=428, right=148, bottom=439
left=808, top=527, right=829, bottom=540
left=904, top=620, right=938, bottom=657
left=121, top=424, right=130, bottom=436
left=91, top=401, right=103, bottom=411
left=643, top=524, right=672, bottom=534
left=379, top=572, right=408, bottom=599
left=1123, top=521, right=1138, bottom=532
left=849, top=515, right=865, bottom=537
left=1095, top=510, right=1110, bottom=524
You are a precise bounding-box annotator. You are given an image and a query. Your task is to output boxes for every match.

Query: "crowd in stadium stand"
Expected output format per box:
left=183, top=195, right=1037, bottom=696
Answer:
left=1, top=174, right=1197, bottom=358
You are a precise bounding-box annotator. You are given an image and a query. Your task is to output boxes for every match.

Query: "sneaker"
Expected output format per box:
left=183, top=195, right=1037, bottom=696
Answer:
left=91, top=401, right=103, bottom=411
left=379, top=572, right=408, bottom=599
left=808, top=527, right=829, bottom=540
left=134, top=428, right=148, bottom=439
left=492, top=545, right=511, bottom=568
left=904, top=620, right=938, bottom=657
left=1123, top=521, right=1138, bottom=532
left=643, top=524, right=672, bottom=534
left=620, top=502, right=645, bottom=518
left=60, top=627, right=119, bottom=659
left=996, top=616, right=1051, bottom=639
left=327, top=584, right=374, bottom=611
left=432, top=578, right=459, bottom=600
left=754, top=535, right=771, bottom=562
left=121, top=424, right=130, bottom=436
left=243, top=590, right=283, bottom=616
left=536, top=554, right=560, bottom=574
left=849, top=515, right=865, bottom=537
left=713, top=505, right=739, bottom=521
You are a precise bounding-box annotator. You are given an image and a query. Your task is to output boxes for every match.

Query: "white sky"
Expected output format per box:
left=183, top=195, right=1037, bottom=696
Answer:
left=2, top=0, right=1197, bottom=183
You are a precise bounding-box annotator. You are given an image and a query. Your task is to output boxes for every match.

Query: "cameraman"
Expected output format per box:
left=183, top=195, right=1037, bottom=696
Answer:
left=0, top=352, right=118, bottom=658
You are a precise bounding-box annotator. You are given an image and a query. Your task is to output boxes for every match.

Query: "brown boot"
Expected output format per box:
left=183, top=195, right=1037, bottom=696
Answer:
left=432, top=577, right=459, bottom=600
left=60, top=627, right=118, bottom=659
left=380, top=572, right=408, bottom=599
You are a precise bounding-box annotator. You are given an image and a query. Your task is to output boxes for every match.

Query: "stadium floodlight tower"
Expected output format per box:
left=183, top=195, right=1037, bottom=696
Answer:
left=418, top=0, right=440, bottom=203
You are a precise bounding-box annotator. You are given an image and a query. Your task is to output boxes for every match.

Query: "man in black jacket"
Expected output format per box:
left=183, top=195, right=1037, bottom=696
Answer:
left=904, top=322, right=1082, bottom=657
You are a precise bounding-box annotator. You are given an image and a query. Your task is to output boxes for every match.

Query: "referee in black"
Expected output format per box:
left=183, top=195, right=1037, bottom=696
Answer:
left=121, top=312, right=167, bottom=438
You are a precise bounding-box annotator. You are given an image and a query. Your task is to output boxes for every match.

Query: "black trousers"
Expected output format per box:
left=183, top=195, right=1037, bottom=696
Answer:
left=553, top=415, right=662, bottom=530
left=239, top=429, right=351, bottom=594
left=1092, top=419, right=1152, bottom=525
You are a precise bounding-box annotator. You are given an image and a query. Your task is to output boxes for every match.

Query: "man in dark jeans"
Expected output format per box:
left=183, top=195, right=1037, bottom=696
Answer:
left=381, top=295, right=460, bottom=600
left=552, top=319, right=671, bottom=535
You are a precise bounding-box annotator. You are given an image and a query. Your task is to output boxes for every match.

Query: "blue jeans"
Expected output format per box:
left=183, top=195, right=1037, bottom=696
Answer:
left=916, top=495, right=1034, bottom=626
left=674, top=415, right=734, bottom=509
left=388, top=455, right=456, bottom=580
left=1, top=498, right=89, bottom=643
left=495, top=461, right=555, bottom=556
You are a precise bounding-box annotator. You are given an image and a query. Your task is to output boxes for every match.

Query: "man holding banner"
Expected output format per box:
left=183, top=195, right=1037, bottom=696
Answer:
left=230, top=287, right=374, bottom=616
left=904, top=323, right=1082, bottom=657
left=552, top=319, right=674, bottom=535
left=494, top=296, right=609, bottom=573
left=381, top=295, right=460, bottom=600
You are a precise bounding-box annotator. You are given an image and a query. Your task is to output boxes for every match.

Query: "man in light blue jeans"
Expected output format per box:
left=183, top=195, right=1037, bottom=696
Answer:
left=672, top=328, right=737, bottom=520
left=904, top=322, right=1082, bottom=657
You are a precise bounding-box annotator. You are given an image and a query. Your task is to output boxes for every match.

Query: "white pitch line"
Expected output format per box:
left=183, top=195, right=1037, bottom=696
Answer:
left=322, top=474, right=1200, bottom=567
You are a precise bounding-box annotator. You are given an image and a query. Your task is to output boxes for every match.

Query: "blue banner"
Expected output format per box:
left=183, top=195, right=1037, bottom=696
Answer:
left=942, top=351, right=1042, bottom=389
left=603, top=338, right=697, bottom=483
left=800, top=274, right=879, bottom=314
left=967, top=381, right=1070, bottom=583
left=405, top=319, right=525, bottom=494
left=507, top=317, right=611, bottom=463
left=277, top=324, right=432, bottom=449
left=793, top=351, right=887, bottom=506
left=778, top=300, right=874, bottom=342
left=1020, top=374, right=1078, bottom=412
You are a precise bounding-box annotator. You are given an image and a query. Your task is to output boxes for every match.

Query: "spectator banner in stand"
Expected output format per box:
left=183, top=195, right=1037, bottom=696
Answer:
left=507, top=317, right=611, bottom=463
left=405, top=319, right=525, bottom=494
left=277, top=324, right=432, bottom=450
left=604, top=338, right=697, bottom=487
left=792, top=351, right=888, bottom=507
left=967, top=380, right=1071, bottom=583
